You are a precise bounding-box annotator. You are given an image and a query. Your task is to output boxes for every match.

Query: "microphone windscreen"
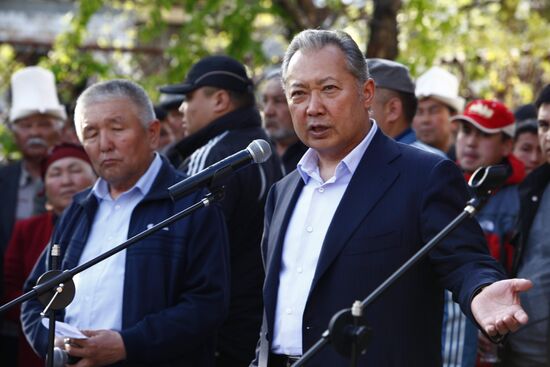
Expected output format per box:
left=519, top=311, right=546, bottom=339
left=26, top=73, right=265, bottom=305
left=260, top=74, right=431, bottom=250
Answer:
left=248, top=139, right=272, bottom=163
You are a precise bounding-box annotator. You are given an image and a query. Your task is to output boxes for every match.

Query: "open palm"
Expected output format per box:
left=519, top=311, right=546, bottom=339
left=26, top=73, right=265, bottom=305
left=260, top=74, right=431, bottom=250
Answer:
left=471, top=278, right=533, bottom=338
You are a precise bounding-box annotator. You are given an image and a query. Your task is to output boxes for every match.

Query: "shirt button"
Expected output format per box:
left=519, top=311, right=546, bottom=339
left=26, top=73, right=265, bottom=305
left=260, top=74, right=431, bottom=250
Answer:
left=286, top=308, right=292, bottom=315
left=115, top=205, right=121, bottom=210
left=318, top=187, right=325, bottom=193
left=306, top=226, right=313, bottom=233
left=532, top=195, right=538, bottom=202
left=297, top=267, right=303, bottom=273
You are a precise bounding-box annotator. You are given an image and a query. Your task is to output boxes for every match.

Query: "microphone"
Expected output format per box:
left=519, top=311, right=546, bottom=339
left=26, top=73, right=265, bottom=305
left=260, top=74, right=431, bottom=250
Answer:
left=468, top=164, right=512, bottom=197
left=168, top=139, right=272, bottom=201
left=51, top=347, right=81, bottom=367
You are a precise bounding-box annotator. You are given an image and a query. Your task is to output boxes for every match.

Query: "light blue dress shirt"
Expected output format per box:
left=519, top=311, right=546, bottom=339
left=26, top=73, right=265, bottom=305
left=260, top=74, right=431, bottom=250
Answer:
left=64, top=153, right=162, bottom=331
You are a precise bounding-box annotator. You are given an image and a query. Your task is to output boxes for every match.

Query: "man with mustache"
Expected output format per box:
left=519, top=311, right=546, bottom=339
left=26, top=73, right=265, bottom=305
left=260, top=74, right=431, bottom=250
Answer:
left=0, top=66, right=64, bottom=365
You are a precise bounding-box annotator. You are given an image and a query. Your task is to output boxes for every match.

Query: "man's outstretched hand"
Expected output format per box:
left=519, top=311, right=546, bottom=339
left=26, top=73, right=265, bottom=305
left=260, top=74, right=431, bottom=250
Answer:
left=471, top=278, right=533, bottom=339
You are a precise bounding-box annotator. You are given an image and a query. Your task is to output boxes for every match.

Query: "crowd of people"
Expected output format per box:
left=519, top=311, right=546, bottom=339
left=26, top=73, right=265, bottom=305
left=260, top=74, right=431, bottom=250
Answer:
left=0, top=28, right=548, bottom=367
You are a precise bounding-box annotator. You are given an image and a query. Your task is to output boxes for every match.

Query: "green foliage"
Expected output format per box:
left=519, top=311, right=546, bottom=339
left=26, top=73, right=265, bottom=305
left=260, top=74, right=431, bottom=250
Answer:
left=40, top=0, right=109, bottom=103
left=2, top=0, right=548, bottom=135
left=0, top=44, right=25, bottom=160
left=398, top=0, right=550, bottom=106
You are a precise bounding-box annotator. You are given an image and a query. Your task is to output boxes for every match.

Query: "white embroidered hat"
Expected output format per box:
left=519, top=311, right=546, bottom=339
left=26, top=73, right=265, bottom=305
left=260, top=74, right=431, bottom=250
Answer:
left=415, top=66, right=465, bottom=113
left=9, top=66, right=67, bottom=123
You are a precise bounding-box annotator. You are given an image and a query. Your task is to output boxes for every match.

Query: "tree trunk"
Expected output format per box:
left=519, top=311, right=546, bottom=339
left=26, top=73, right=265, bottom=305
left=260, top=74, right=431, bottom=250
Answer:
left=366, top=0, right=401, bottom=60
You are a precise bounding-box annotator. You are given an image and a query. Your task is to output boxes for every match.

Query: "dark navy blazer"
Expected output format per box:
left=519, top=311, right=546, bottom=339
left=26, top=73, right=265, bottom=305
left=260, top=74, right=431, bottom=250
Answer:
left=255, top=129, right=506, bottom=367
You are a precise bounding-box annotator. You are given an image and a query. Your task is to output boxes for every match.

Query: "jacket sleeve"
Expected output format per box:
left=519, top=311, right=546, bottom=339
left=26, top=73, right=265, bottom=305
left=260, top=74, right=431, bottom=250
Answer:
left=20, top=244, right=60, bottom=357
left=120, top=194, right=231, bottom=364
left=423, top=159, right=506, bottom=320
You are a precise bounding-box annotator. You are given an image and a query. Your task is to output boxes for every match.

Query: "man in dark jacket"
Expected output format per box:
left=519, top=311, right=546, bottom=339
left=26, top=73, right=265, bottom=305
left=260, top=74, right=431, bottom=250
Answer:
left=504, top=84, right=550, bottom=367
left=161, top=55, right=283, bottom=367
left=21, top=79, right=230, bottom=367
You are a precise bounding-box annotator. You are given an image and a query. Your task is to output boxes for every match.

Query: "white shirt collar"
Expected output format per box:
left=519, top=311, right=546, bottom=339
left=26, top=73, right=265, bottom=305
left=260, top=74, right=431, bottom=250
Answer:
left=297, top=120, right=378, bottom=184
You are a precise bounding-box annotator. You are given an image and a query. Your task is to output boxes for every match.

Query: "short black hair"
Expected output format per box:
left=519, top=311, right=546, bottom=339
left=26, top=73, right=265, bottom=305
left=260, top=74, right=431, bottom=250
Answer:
left=398, top=91, right=418, bottom=124
left=203, top=86, right=256, bottom=109
left=515, top=119, right=538, bottom=141
left=535, top=84, right=550, bottom=109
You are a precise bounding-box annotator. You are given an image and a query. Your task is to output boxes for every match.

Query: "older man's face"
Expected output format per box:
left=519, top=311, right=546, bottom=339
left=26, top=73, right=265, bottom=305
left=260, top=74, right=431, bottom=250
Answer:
left=539, top=103, right=550, bottom=164
left=284, top=45, right=374, bottom=163
left=11, top=114, right=62, bottom=160
left=261, top=78, right=296, bottom=143
left=78, top=98, right=159, bottom=194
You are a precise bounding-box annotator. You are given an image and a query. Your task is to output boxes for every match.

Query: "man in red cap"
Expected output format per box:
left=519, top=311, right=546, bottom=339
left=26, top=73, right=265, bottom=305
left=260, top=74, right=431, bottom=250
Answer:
left=453, top=99, right=526, bottom=364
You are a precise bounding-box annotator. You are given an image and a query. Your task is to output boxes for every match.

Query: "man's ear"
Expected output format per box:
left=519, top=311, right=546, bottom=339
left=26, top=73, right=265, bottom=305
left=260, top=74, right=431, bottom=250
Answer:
left=147, top=119, right=161, bottom=150
left=212, top=89, right=232, bottom=113
left=363, top=78, right=376, bottom=108
left=386, top=97, right=402, bottom=123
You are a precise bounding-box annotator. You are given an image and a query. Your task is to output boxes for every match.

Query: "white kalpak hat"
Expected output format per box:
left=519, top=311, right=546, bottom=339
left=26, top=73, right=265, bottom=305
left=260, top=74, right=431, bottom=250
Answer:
left=9, top=66, right=67, bottom=123
left=415, top=66, right=465, bottom=113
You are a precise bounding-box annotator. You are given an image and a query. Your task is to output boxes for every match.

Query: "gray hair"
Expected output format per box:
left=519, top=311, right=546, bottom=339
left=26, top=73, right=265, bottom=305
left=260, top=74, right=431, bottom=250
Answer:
left=74, top=79, right=155, bottom=141
left=281, top=30, right=368, bottom=87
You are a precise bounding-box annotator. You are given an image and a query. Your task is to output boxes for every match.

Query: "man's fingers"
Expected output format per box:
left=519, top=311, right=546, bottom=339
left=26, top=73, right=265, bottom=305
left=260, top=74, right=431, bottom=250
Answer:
left=512, top=278, right=533, bottom=292
left=514, top=309, right=529, bottom=324
left=485, top=324, right=497, bottom=336
left=495, top=317, right=514, bottom=334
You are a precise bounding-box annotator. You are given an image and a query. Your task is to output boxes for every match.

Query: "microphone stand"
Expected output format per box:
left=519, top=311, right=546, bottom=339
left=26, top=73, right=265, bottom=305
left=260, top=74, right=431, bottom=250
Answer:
left=291, top=165, right=510, bottom=367
left=0, top=187, right=226, bottom=366
left=44, top=244, right=61, bottom=367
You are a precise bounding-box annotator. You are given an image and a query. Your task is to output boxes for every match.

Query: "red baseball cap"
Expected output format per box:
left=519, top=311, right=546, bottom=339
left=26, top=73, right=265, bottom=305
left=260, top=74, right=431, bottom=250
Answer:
left=451, top=99, right=515, bottom=137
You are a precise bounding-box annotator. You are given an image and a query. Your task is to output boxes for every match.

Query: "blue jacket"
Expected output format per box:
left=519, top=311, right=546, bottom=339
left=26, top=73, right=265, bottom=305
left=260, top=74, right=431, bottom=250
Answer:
left=21, top=158, right=230, bottom=367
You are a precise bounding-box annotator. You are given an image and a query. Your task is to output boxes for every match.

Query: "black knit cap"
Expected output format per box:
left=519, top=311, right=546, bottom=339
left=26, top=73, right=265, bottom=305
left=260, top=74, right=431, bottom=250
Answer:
left=160, top=55, right=253, bottom=95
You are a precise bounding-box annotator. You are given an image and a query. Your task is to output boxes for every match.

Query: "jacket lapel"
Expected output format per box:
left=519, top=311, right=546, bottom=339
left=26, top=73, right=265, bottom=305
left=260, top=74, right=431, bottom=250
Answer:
left=309, top=131, right=401, bottom=293
left=263, top=171, right=304, bottom=333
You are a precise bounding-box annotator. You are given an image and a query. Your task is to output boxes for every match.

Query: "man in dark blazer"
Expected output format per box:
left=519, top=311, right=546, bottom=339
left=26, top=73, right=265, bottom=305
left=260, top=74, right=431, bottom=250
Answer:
left=252, top=29, right=533, bottom=367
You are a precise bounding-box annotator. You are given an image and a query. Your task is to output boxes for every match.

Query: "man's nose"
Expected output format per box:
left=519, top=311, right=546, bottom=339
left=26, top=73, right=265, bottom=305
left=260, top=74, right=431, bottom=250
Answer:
left=264, top=101, right=276, bottom=116
left=98, top=131, right=114, bottom=151
left=306, top=91, right=325, bottom=116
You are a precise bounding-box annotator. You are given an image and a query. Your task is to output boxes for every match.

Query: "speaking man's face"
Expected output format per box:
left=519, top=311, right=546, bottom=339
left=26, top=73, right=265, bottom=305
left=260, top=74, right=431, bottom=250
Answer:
left=284, top=45, right=374, bottom=163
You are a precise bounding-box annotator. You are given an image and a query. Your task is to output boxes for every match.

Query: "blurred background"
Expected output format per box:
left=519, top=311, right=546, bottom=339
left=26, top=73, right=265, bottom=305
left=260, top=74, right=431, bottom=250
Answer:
left=1, top=0, right=549, bottom=160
